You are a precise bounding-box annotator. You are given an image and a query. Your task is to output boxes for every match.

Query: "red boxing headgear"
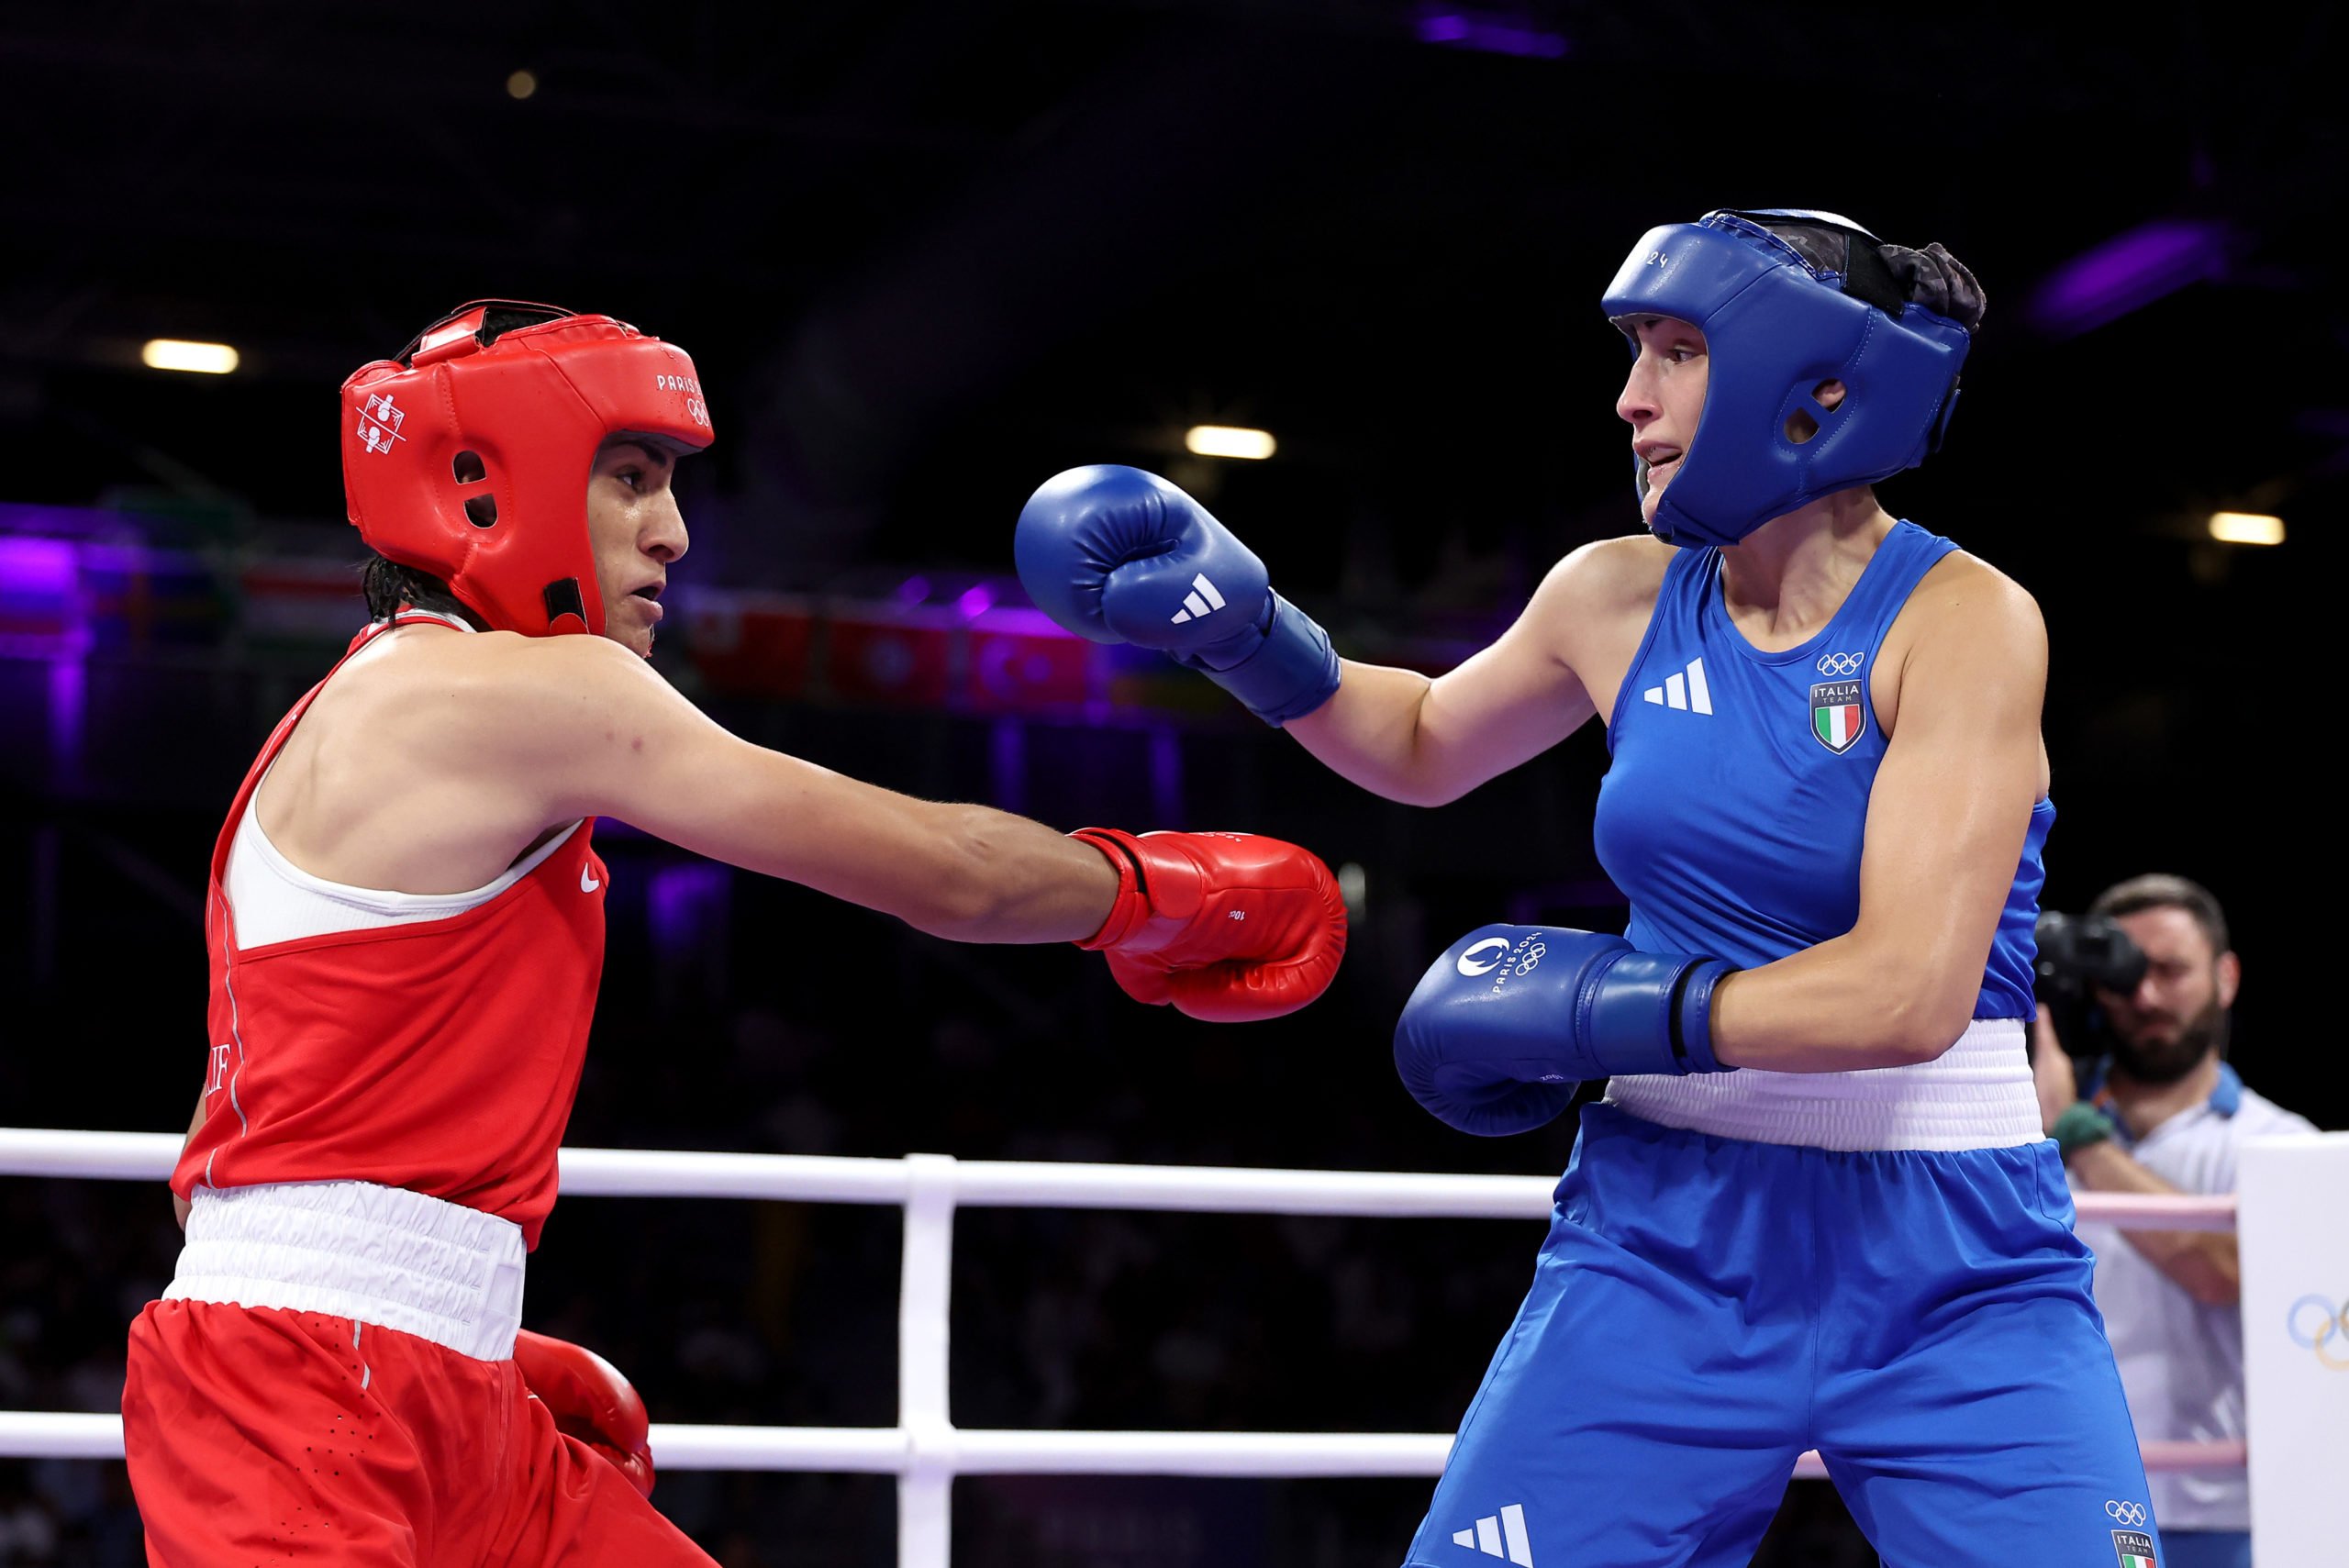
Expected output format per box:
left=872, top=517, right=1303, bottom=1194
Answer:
left=340, top=301, right=715, bottom=637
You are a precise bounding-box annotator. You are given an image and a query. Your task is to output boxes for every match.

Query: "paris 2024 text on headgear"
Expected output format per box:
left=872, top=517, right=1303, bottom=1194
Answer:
left=1601, top=209, right=1981, bottom=550
left=340, top=300, right=716, bottom=638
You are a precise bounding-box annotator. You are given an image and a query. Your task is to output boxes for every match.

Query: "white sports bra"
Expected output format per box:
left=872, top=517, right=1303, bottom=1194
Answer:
left=222, top=799, right=578, bottom=949
left=220, top=612, right=579, bottom=948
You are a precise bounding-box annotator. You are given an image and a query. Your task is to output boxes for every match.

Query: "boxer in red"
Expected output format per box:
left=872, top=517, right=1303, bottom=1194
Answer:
left=120, top=301, right=1347, bottom=1565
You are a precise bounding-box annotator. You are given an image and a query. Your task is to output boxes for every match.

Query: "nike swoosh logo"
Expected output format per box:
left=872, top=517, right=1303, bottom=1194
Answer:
left=581, top=865, right=601, bottom=893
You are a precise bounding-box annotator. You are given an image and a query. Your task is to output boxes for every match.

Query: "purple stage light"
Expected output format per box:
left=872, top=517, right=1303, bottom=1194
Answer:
left=0, top=501, right=140, bottom=541
left=0, top=535, right=76, bottom=598
left=49, top=657, right=85, bottom=790
left=2028, top=218, right=2232, bottom=338
left=990, top=718, right=1027, bottom=817
left=0, top=535, right=94, bottom=662
left=1148, top=726, right=1184, bottom=827
left=646, top=862, right=731, bottom=956
left=1415, top=5, right=1568, bottom=59
left=968, top=605, right=1073, bottom=639
left=0, top=536, right=92, bottom=785
left=896, top=574, right=932, bottom=606
left=956, top=584, right=996, bottom=618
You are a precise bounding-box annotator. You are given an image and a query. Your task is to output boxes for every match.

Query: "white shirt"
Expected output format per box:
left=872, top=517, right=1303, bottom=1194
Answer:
left=2073, top=1063, right=2316, bottom=1532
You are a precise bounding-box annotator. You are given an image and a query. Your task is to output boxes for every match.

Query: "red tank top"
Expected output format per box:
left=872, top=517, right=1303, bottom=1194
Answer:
left=171, top=614, right=607, bottom=1249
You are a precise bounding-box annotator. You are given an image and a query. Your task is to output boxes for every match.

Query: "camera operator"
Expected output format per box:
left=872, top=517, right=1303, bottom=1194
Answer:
left=2034, top=874, right=2317, bottom=1568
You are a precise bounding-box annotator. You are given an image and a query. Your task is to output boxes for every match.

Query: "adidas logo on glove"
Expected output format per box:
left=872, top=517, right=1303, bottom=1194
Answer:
left=1169, top=572, right=1227, bottom=625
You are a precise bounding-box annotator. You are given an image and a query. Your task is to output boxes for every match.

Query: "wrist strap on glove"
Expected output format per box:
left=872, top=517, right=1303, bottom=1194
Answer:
left=1070, top=828, right=1151, bottom=950
left=1575, top=951, right=1737, bottom=1077
left=1671, top=958, right=1732, bottom=1073
left=1174, top=593, right=1341, bottom=727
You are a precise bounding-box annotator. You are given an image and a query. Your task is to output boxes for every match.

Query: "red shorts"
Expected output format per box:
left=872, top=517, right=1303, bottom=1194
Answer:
left=123, top=1299, right=716, bottom=1567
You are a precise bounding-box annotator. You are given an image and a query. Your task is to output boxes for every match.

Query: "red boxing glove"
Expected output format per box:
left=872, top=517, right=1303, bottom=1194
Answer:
left=512, top=1329, right=655, bottom=1498
left=1072, top=828, right=1347, bottom=1022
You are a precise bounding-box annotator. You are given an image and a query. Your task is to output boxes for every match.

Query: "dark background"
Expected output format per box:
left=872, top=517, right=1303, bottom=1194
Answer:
left=3, top=3, right=2341, bottom=1563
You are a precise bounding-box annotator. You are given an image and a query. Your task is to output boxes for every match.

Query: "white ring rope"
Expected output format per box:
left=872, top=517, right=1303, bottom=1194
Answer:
left=0, top=1411, right=2250, bottom=1477
left=0, top=1128, right=2243, bottom=1227
left=0, top=1127, right=2248, bottom=1564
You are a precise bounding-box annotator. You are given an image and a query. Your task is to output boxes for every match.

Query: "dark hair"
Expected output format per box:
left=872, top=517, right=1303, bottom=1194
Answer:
left=2089, top=873, right=2232, bottom=957
left=360, top=555, right=485, bottom=628
left=1750, top=215, right=1989, bottom=334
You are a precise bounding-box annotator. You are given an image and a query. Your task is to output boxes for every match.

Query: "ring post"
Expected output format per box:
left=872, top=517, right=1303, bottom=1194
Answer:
left=899, top=1153, right=959, bottom=1568
left=2238, top=1131, right=2349, bottom=1558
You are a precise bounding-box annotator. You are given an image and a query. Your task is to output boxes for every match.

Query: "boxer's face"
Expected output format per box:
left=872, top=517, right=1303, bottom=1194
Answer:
left=586, top=436, right=690, bottom=658
left=1616, top=317, right=1708, bottom=527
left=2095, top=906, right=2239, bottom=1085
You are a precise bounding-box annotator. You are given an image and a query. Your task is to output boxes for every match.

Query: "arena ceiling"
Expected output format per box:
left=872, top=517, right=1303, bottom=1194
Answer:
left=4, top=2, right=2341, bottom=590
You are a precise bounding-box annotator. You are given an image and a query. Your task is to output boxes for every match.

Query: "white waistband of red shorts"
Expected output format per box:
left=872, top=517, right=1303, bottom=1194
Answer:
left=1605, top=1017, right=2041, bottom=1151
left=166, top=1180, right=524, bottom=1360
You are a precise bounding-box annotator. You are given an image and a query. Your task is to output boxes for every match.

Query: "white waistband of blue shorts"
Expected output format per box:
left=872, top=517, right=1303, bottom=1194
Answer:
left=166, top=1180, right=524, bottom=1360
left=1604, top=1017, right=2041, bottom=1151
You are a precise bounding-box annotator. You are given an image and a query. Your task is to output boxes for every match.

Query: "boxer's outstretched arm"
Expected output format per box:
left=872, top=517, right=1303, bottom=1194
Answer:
left=1710, top=556, right=2048, bottom=1071
left=1015, top=467, right=1653, bottom=805
left=1285, top=539, right=1655, bottom=806
left=449, top=634, right=1118, bottom=944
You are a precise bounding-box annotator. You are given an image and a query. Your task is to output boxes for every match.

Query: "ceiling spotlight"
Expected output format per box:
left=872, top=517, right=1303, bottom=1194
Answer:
left=507, top=70, right=539, bottom=100
left=1184, top=425, right=1276, bottom=461
left=140, top=339, right=239, bottom=375
left=2207, top=511, right=2285, bottom=547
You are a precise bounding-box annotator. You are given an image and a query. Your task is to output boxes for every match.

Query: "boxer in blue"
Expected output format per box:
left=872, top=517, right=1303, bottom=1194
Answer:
left=1017, top=211, right=2162, bottom=1565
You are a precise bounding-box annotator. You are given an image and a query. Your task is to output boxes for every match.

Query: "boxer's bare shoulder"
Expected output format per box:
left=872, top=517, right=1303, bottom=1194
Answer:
left=253, top=619, right=662, bottom=892
left=1537, top=533, right=1675, bottom=725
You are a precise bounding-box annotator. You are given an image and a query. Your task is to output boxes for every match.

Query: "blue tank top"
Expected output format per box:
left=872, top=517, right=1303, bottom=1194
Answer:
left=1591, top=520, right=2049, bottom=1021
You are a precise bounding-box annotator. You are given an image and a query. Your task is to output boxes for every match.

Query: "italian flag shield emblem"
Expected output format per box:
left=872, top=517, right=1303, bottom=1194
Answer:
left=1809, top=679, right=1865, bottom=754
left=2110, top=1529, right=2158, bottom=1568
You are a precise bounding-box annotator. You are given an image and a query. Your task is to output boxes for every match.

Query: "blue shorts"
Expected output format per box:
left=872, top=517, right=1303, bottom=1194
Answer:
left=1405, top=1105, right=2159, bottom=1568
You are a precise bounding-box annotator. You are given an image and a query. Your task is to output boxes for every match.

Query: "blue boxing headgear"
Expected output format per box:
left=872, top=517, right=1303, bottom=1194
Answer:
left=1601, top=209, right=1976, bottom=549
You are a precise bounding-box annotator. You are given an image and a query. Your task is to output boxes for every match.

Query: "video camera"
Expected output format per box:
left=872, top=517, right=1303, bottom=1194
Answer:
left=2032, top=911, right=2147, bottom=1062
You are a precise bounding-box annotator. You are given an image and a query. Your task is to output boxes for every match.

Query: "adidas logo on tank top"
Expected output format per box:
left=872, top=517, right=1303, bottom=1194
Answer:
left=1640, top=656, right=1712, bottom=715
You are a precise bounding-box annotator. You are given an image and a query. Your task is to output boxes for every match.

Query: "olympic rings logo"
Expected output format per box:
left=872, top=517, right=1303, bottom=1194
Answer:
left=1514, top=942, right=1546, bottom=976
left=2104, top=1500, right=2148, bottom=1527
left=2285, top=1296, right=2349, bottom=1370
left=1816, top=651, right=1865, bottom=677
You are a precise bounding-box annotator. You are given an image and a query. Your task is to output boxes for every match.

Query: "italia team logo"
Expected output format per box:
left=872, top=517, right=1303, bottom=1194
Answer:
left=2110, top=1528, right=2157, bottom=1568
left=1809, top=680, right=1865, bottom=754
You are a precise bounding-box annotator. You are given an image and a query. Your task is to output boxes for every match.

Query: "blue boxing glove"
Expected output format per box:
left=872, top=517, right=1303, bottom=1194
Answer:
left=1394, top=925, right=1737, bottom=1137
left=1014, top=465, right=1341, bottom=726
